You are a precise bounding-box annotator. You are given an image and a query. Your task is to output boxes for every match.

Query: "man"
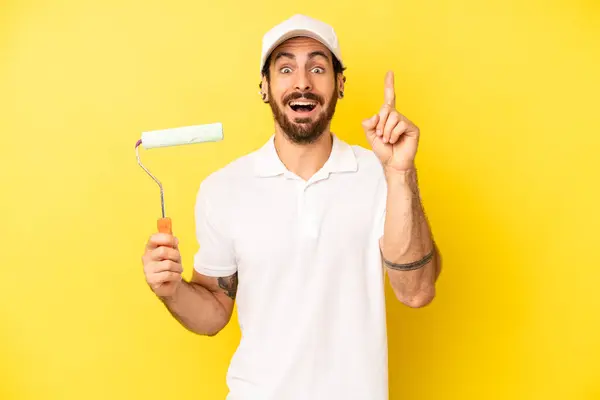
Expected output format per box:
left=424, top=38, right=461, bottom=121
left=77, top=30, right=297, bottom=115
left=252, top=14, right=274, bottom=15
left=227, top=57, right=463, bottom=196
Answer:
left=142, top=14, right=441, bottom=400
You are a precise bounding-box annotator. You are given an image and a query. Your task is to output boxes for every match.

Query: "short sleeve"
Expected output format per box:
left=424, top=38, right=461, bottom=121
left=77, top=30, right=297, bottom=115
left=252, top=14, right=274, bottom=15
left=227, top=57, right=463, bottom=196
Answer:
left=373, top=173, right=388, bottom=240
left=192, top=181, right=237, bottom=277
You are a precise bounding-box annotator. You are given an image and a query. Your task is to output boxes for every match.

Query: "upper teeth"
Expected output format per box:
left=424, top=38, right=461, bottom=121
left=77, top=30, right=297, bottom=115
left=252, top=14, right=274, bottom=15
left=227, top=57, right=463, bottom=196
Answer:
left=290, top=101, right=316, bottom=106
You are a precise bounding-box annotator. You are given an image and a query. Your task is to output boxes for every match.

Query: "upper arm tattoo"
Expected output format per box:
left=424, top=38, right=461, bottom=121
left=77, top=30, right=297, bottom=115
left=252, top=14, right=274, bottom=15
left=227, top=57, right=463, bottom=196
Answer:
left=218, top=272, right=238, bottom=300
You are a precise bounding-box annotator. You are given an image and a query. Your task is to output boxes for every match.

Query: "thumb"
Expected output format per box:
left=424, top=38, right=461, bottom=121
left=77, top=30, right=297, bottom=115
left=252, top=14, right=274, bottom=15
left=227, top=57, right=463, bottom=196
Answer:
left=362, top=114, right=379, bottom=134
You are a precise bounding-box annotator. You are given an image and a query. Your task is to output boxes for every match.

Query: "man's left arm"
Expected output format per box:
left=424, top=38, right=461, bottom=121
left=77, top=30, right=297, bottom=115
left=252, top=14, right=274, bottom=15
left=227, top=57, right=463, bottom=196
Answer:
left=362, top=70, right=442, bottom=308
left=380, top=166, right=441, bottom=308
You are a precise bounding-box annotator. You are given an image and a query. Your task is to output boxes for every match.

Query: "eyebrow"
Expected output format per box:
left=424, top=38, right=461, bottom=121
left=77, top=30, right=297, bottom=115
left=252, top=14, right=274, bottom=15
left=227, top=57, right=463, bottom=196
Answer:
left=273, top=50, right=330, bottom=63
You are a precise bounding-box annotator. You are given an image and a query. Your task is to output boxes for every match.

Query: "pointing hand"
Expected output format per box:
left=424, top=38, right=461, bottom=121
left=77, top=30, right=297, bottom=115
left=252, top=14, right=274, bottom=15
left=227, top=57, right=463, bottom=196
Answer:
left=361, top=71, right=420, bottom=172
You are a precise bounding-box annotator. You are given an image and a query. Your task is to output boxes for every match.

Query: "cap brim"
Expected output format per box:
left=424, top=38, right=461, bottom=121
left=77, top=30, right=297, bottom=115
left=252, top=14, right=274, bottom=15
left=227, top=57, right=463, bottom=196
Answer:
left=261, top=29, right=343, bottom=73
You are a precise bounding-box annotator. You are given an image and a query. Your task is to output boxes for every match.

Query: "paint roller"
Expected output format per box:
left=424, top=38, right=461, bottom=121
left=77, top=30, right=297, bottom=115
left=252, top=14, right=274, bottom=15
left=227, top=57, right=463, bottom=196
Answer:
left=135, top=122, right=223, bottom=234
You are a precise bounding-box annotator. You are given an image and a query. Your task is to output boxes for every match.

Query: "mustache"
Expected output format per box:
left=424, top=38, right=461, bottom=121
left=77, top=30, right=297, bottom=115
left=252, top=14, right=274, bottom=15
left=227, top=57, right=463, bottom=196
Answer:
left=283, top=92, right=324, bottom=105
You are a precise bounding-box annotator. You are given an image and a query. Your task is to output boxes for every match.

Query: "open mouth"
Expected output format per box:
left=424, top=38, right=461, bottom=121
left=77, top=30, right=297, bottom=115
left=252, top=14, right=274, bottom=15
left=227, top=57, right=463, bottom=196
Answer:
left=288, top=100, right=317, bottom=113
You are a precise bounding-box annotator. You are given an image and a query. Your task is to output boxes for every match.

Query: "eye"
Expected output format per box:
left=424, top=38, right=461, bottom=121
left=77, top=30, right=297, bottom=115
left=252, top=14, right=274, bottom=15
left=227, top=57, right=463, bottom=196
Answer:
left=280, top=67, right=292, bottom=73
left=312, top=67, right=325, bottom=74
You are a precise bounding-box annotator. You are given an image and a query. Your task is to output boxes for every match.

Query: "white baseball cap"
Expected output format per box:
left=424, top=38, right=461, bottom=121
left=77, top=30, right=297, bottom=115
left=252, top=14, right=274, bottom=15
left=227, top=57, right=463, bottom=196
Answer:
left=260, top=14, right=345, bottom=75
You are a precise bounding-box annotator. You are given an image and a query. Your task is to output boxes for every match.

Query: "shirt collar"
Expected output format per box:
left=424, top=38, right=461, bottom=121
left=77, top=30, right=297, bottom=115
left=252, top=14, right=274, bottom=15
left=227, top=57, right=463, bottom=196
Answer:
left=253, top=133, right=358, bottom=178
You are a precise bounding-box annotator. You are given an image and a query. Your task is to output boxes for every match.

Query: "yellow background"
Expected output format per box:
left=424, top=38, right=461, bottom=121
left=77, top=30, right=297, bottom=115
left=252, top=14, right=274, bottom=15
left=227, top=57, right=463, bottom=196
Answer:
left=2, top=0, right=599, bottom=399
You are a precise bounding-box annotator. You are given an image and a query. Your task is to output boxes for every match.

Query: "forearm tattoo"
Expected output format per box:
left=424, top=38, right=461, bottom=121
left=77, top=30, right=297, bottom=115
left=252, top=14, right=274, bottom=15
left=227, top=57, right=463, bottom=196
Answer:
left=382, top=248, right=435, bottom=271
left=218, top=273, right=238, bottom=300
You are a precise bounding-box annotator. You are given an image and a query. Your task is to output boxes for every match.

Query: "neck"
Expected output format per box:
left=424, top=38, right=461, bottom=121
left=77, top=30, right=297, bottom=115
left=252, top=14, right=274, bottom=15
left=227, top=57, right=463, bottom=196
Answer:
left=273, top=126, right=333, bottom=181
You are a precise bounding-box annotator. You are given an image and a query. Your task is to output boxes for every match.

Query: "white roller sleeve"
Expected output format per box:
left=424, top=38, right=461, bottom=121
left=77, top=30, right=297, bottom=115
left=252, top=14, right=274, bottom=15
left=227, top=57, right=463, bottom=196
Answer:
left=141, top=122, right=223, bottom=149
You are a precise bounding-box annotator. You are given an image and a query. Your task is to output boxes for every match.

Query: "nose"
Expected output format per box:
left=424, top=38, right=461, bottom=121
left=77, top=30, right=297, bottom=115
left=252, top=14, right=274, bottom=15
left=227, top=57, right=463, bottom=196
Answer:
left=294, top=68, right=312, bottom=92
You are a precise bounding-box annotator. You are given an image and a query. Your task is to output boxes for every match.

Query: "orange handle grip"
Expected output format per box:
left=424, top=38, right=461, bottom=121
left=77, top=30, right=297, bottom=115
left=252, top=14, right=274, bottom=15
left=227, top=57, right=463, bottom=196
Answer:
left=158, top=217, right=172, bottom=234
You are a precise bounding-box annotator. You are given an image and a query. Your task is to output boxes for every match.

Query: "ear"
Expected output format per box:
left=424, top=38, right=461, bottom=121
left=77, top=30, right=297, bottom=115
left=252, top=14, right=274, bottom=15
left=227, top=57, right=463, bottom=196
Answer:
left=260, top=76, right=269, bottom=103
left=337, top=74, right=346, bottom=99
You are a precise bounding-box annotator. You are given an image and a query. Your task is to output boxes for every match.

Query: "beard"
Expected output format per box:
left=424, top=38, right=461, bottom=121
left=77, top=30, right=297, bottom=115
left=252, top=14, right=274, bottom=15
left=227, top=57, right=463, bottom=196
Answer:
left=268, top=87, right=338, bottom=145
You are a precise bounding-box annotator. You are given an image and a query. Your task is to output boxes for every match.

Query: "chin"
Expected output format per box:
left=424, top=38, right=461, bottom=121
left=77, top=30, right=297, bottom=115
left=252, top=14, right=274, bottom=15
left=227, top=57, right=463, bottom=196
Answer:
left=269, top=95, right=337, bottom=145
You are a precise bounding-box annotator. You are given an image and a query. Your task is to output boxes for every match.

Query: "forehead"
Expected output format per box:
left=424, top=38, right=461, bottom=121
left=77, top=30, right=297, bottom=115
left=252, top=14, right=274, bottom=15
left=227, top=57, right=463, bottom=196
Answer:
left=270, top=36, right=332, bottom=62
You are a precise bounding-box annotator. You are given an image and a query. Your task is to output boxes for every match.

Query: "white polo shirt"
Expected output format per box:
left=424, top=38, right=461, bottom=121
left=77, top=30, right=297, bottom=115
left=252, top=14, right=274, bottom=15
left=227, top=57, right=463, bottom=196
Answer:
left=193, top=133, right=389, bottom=400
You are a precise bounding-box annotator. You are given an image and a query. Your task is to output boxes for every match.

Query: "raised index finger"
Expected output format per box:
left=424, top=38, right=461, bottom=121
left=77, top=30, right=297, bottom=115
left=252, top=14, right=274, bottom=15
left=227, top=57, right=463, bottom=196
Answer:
left=384, top=70, right=396, bottom=108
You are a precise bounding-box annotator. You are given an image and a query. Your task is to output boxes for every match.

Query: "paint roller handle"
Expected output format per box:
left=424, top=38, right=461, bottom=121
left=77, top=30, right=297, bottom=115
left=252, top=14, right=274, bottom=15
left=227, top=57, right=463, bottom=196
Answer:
left=158, top=217, right=172, bottom=234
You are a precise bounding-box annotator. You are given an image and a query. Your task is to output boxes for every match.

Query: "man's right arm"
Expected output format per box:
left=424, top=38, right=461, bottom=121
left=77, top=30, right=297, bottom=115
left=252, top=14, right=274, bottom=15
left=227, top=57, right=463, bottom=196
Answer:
left=142, top=232, right=237, bottom=336
left=159, top=270, right=237, bottom=336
